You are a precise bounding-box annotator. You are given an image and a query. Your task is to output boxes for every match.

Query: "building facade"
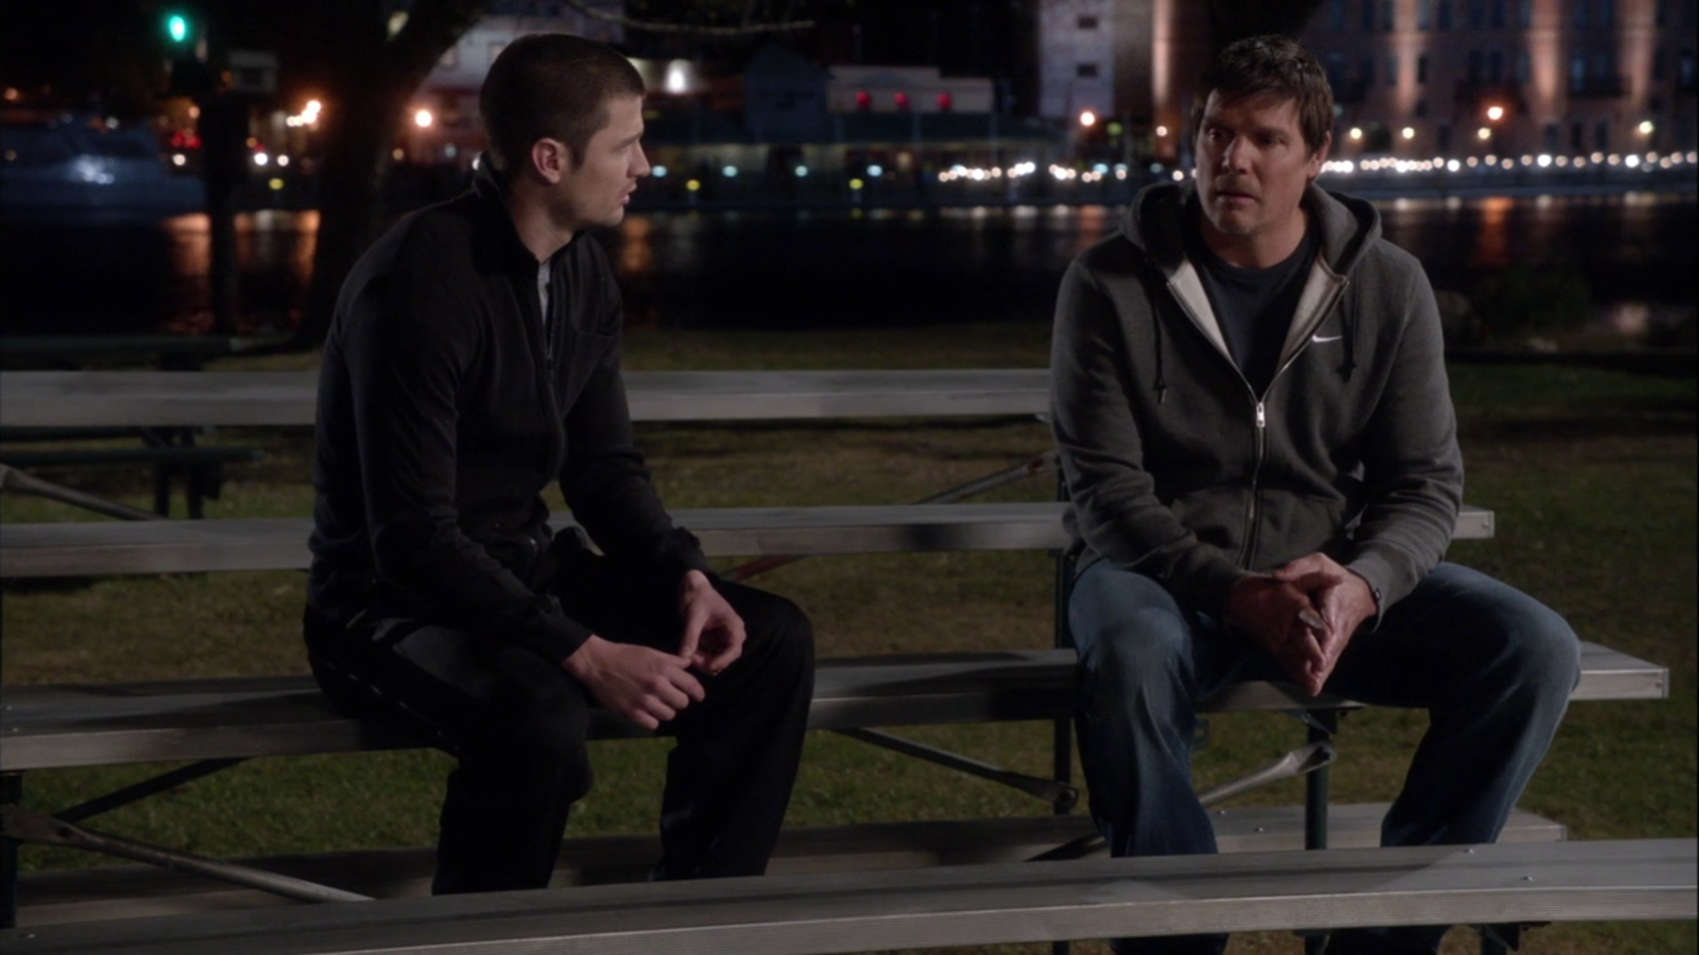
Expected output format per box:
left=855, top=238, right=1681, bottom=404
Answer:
left=1036, top=0, right=1697, bottom=162
left=1301, top=0, right=1698, bottom=157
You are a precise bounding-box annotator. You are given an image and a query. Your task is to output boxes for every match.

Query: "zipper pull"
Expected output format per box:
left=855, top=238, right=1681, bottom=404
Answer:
left=1255, top=401, right=1266, bottom=430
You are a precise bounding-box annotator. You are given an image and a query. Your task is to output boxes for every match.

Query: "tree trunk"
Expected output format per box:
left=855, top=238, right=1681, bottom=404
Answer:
left=289, top=0, right=485, bottom=350
left=208, top=191, right=241, bottom=334
left=199, top=93, right=250, bottom=336
left=294, top=80, right=399, bottom=348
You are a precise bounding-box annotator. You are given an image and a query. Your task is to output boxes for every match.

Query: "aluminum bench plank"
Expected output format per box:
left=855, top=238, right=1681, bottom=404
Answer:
left=0, top=369, right=1051, bottom=429
left=0, top=641, right=1665, bottom=771
left=2, top=839, right=1691, bottom=955
left=13, top=806, right=1568, bottom=926
left=0, top=503, right=1495, bottom=579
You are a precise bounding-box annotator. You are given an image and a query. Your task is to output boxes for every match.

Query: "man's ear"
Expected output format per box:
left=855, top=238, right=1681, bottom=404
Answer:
left=1306, top=131, right=1332, bottom=182
left=529, top=138, right=571, bottom=184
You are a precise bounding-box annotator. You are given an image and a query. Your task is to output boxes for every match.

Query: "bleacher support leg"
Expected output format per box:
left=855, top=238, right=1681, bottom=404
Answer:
left=1303, top=709, right=1340, bottom=955
left=1, top=773, right=19, bottom=929
left=1052, top=483, right=1075, bottom=955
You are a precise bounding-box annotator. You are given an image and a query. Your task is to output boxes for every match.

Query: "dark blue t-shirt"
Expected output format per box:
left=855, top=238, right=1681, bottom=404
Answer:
left=1184, top=207, right=1319, bottom=395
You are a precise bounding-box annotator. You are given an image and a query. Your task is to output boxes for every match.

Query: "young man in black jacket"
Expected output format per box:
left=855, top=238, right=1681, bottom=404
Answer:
left=305, top=33, right=813, bottom=893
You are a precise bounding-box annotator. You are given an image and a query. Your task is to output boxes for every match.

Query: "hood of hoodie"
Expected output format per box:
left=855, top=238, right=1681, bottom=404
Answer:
left=1116, top=180, right=1383, bottom=390
left=1121, top=180, right=1381, bottom=281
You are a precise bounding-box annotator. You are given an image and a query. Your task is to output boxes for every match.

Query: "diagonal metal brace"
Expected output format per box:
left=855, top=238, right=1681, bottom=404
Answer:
left=726, top=450, right=1056, bottom=582
left=1478, top=920, right=1537, bottom=952
left=835, top=727, right=1079, bottom=810
left=1, top=806, right=371, bottom=903
left=0, top=462, right=157, bottom=521
left=56, top=758, right=247, bottom=823
left=1026, top=741, right=1337, bottom=862
left=1196, top=740, right=1335, bottom=807
left=1287, top=703, right=1352, bottom=736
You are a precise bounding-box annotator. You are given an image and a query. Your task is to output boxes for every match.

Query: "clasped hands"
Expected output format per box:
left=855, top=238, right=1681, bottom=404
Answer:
left=1226, top=554, right=1377, bottom=697
left=564, top=569, right=746, bottom=730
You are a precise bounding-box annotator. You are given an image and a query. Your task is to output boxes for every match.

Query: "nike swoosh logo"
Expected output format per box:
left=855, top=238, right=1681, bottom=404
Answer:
left=1311, top=334, right=1343, bottom=343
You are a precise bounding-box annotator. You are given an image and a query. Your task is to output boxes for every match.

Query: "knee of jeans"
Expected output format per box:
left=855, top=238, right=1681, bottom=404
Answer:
left=1077, top=611, right=1192, bottom=699
left=1501, top=603, right=1581, bottom=697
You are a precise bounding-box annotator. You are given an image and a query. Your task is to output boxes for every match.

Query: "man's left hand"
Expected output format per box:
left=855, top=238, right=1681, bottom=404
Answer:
left=1272, top=553, right=1378, bottom=694
left=677, top=570, right=745, bottom=676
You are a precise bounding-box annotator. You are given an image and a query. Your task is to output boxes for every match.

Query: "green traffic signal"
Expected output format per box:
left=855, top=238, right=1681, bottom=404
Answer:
left=166, top=12, right=190, bottom=44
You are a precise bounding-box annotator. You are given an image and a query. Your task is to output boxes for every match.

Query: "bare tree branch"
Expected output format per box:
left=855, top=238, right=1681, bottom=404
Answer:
left=561, top=0, right=813, bottom=35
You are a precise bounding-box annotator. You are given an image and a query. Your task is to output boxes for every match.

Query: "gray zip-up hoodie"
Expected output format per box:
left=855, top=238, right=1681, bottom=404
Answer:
left=1050, top=181, right=1463, bottom=622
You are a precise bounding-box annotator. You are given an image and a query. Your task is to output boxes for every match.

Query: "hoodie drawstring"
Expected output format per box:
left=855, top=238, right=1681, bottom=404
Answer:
left=1340, top=310, right=1357, bottom=380
left=1153, top=312, right=1168, bottom=405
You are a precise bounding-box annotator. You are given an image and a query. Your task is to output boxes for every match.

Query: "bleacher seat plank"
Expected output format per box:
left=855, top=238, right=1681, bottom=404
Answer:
left=12, top=806, right=1568, bottom=926
left=0, top=447, right=261, bottom=468
left=0, top=503, right=1495, bottom=579
left=2, top=839, right=1691, bottom=955
left=0, top=369, right=1051, bottom=429
left=0, top=641, right=1665, bottom=771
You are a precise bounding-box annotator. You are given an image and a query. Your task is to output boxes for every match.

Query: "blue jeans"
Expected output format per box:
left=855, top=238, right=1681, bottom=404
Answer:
left=1069, top=561, right=1580, bottom=955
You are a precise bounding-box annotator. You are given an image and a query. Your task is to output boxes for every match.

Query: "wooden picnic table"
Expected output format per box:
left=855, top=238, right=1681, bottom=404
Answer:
left=0, top=369, right=1051, bottom=428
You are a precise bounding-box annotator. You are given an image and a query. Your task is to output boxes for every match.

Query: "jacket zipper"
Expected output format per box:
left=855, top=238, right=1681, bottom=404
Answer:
left=542, top=279, right=557, bottom=370
left=1168, top=274, right=1351, bottom=569
left=1165, top=289, right=1265, bottom=566
left=518, top=270, right=560, bottom=562
left=538, top=266, right=563, bottom=511
left=1243, top=398, right=1266, bottom=566
left=1240, top=279, right=1351, bottom=566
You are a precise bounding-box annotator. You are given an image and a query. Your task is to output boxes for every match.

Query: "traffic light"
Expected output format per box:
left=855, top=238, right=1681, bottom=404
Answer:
left=162, top=8, right=211, bottom=96
left=165, top=11, right=191, bottom=45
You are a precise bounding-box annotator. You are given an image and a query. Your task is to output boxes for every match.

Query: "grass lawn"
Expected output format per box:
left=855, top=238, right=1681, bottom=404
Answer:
left=2, top=323, right=1693, bottom=954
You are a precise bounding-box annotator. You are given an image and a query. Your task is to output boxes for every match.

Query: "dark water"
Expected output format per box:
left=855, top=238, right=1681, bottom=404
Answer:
left=1, top=195, right=1693, bottom=341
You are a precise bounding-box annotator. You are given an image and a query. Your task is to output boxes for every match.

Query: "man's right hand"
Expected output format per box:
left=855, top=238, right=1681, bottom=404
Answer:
left=563, top=634, right=705, bottom=731
left=1225, top=575, right=1328, bottom=695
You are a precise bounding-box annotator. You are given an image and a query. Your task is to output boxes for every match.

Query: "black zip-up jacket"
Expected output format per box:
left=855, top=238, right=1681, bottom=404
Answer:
left=307, top=166, right=709, bottom=665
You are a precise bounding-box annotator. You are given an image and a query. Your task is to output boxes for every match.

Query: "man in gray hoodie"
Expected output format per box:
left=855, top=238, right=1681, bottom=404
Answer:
left=1049, top=35, right=1579, bottom=955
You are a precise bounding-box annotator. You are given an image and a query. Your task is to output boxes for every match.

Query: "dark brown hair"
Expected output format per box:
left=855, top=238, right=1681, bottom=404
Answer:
left=1192, top=35, right=1334, bottom=154
left=479, top=33, right=645, bottom=174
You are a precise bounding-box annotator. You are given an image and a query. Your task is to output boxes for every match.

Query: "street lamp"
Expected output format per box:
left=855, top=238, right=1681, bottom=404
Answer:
left=413, top=109, right=433, bottom=129
left=1638, top=120, right=1655, bottom=136
left=1078, top=110, right=1097, bottom=128
left=1485, top=104, right=1505, bottom=122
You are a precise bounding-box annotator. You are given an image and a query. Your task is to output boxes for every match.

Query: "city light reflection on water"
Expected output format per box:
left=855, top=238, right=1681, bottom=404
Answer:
left=1472, top=196, right=1515, bottom=269
left=0, top=194, right=1691, bottom=341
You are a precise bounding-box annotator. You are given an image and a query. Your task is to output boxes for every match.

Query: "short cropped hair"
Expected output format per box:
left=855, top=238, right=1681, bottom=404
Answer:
left=1192, top=35, right=1334, bottom=155
left=479, top=33, right=645, bottom=174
